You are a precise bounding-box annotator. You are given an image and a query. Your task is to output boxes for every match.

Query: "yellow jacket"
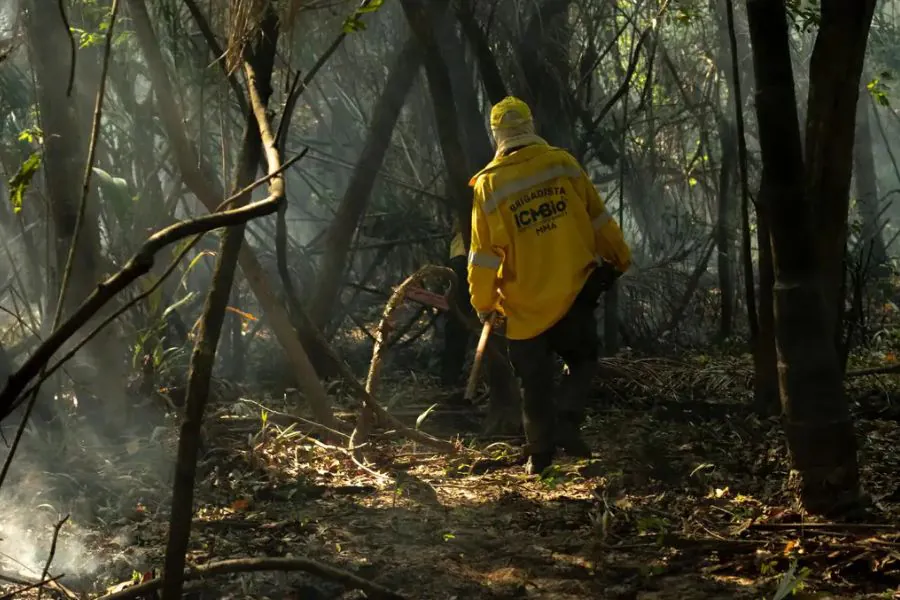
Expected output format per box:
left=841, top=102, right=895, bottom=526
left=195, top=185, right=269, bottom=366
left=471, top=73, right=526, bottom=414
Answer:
left=467, top=142, right=631, bottom=340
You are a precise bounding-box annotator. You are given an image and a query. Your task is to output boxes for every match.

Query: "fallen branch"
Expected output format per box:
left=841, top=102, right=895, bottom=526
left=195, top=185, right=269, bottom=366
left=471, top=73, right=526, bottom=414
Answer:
left=749, top=522, right=900, bottom=532
left=350, top=265, right=468, bottom=456
left=94, top=556, right=406, bottom=600
left=0, top=574, right=64, bottom=600
left=845, top=363, right=900, bottom=378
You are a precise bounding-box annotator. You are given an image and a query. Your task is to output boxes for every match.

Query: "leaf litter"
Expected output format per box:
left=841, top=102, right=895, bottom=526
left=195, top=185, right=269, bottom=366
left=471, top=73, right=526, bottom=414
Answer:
left=2, top=357, right=900, bottom=598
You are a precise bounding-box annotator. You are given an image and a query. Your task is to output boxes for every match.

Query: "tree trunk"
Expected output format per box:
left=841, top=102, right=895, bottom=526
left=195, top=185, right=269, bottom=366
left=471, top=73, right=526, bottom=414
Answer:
left=25, top=0, right=126, bottom=422
left=753, top=196, right=779, bottom=416
left=433, top=9, right=493, bottom=172
left=25, top=0, right=104, bottom=315
left=853, top=85, right=887, bottom=267
left=162, top=8, right=279, bottom=596
left=400, top=0, right=472, bottom=245
left=516, top=0, right=577, bottom=150
left=455, top=0, right=508, bottom=105
left=308, top=34, right=422, bottom=329
left=746, top=0, right=863, bottom=514
left=128, top=0, right=340, bottom=431
left=805, top=0, right=879, bottom=345
left=715, top=119, right=736, bottom=340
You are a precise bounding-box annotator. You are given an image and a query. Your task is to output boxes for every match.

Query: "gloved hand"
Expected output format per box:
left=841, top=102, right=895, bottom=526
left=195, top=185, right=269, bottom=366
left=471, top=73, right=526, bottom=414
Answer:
left=594, top=260, right=623, bottom=291
left=579, top=260, right=623, bottom=307
left=477, top=311, right=494, bottom=324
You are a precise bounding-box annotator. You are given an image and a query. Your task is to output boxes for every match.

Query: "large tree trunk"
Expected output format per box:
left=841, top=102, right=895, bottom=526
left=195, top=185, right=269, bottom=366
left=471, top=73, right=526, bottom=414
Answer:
left=853, top=86, right=887, bottom=268
left=805, top=0, right=879, bottom=345
left=308, top=35, right=422, bottom=329
left=747, top=0, right=868, bottom=514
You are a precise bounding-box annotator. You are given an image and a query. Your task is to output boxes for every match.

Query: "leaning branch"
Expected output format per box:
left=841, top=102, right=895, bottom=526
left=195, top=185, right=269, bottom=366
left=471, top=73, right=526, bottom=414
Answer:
left=0, top=173, right=297, bottom=420
left=95, top=556, right=405, bottom=600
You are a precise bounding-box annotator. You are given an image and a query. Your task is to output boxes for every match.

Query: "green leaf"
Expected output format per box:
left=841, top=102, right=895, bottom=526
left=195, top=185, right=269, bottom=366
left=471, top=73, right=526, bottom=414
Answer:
left=415, top=403, right=439, bottom=430
left=92, top=167, right=134, bottom=225
left=357, top=0, right=385, bottom=13
left=8, top=151, right=42, bottom=214
left=342, top=16, right=367, bottom=33
left=163, top=292, right=196, bottom=319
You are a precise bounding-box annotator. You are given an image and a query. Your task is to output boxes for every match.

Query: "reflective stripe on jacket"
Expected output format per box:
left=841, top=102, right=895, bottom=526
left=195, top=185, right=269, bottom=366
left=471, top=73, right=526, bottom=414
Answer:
left=467, top=142, right=631, bottom=340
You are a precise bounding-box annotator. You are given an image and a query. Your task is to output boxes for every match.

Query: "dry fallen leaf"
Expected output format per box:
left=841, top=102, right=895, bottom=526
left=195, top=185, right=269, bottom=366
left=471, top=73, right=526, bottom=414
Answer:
left=230, top=498, right=251, bottom=512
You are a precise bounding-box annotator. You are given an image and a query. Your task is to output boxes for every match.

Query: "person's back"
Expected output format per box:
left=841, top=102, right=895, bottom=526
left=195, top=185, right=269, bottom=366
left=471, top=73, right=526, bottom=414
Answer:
left=469, top=143, right=606, bottom=340
left=467, top=96, right=631, bottom=475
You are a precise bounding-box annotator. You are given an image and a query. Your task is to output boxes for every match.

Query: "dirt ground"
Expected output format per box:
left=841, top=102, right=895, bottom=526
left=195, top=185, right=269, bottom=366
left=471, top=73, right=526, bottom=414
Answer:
left=2, top=357, right=900, bottom=599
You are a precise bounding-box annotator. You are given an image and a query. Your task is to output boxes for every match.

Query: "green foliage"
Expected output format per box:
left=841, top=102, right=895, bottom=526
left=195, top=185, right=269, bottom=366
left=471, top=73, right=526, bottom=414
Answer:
left=785, top=0, right=821, bottom=32
left=867, top=73, right=893, bottom=108
left=7, top=151, right=42, bottom=214
left=341, top=0, right=385, bottom=33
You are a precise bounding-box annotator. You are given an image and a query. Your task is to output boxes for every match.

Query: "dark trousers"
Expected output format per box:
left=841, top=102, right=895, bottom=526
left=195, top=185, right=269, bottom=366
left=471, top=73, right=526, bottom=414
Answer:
left=508, top=271, right=602, bottom=455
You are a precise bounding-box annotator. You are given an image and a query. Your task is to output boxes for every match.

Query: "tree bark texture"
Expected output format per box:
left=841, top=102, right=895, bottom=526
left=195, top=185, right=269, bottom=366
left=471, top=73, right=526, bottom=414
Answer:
left=308, top=34, right=422, bottom=329
left=805, top=0, right=878, bottom=341
left=746, top=0, right=861, bottom=513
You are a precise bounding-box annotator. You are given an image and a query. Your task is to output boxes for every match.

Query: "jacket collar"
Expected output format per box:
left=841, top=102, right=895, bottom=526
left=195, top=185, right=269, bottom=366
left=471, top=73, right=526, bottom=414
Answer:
left=469, top=141, right=553, bottom=186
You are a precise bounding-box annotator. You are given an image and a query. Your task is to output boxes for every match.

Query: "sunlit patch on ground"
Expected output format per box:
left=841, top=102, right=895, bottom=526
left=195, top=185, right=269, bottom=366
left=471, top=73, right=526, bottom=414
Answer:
left=2, top=358, right=900, bottom=598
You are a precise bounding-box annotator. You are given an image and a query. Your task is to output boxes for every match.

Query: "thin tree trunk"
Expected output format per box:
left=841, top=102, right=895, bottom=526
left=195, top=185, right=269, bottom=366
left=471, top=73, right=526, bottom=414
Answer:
left=161, top=10, right=279, bottom=598
left=715, top=119, right=736, bottom=340
left=805, top=0, right=879, bottom=345
left=308, top=35, right=422, bottom=329
left=456, top=0, right=508, bottom=105
left=401, top=0, right=472, bottom=245
left=853, top=84, right=887, bottom=267
left=127, top=0, right=340, bottom=431
left=747, top=0, right=864, bottom=514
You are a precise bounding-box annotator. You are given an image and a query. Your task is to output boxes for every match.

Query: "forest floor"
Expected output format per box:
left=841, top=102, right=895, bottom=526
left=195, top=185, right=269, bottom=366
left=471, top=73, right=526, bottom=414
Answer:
left=2, top=355, right=900, bottom=599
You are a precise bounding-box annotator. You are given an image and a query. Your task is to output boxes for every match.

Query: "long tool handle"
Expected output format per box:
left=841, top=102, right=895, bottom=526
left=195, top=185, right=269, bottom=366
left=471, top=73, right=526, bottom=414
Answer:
left=465, top=317, right=494, bottom=401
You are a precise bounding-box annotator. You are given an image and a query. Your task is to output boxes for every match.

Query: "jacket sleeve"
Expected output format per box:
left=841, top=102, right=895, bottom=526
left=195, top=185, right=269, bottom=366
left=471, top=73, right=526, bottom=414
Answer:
left=467, top=182, right=505, bottom=314
left=571, top=165, right=632, bottom=273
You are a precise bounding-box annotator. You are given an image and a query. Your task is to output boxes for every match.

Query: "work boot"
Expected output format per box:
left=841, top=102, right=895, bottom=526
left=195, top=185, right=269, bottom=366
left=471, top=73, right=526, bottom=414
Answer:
left=525, top=451, right=554, bottom=476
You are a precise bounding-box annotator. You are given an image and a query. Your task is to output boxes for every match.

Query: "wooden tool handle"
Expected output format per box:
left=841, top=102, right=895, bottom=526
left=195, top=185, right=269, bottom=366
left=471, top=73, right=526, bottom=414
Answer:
left=464, top=317, right=494, bottom=400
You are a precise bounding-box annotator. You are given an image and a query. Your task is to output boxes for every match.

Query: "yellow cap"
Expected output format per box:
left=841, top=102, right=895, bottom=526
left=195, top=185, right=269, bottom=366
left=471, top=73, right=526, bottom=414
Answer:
left=490, top=96, right=533, bottom=131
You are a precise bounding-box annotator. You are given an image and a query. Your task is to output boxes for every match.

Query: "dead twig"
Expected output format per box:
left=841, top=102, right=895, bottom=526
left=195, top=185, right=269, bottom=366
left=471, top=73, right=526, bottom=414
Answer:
left=350, top=265, right=462, bottom=457
left=0, top=574, right=64, bottom=600
left=94, top=556, right=406, bottom=600
left=36, top=514, right=69, bottom=600
left=845, top=362, right=900, bottom=377
left=749, top=522, right=900, bottom=532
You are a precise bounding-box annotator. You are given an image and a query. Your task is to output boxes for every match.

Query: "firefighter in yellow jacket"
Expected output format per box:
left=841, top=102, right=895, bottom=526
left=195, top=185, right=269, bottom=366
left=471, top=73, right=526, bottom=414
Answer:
left=468, top=96, right=632, bottom=475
